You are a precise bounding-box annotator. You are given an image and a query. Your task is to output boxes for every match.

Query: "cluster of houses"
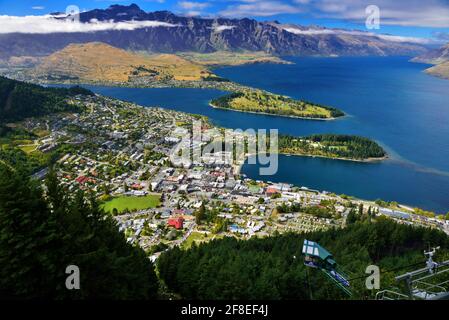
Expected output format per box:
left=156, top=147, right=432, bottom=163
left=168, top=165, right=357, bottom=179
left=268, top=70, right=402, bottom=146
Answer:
left=379, top=207, right=449, bottom=234
left=22, top=92, right=448, bottom=259
left=118, top=218, right=146, bottom=243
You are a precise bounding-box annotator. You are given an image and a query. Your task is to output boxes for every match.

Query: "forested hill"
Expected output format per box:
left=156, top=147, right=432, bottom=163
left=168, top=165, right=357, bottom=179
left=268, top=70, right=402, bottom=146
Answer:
left=0, top=164, right=159, bottom=299
left=278, top=134, right=386, bottom=160
left=158, top=218, right=449, bottom=300
left=211, top=91, right=345, bottom=119
left=0, top=76, right=93, bottom=124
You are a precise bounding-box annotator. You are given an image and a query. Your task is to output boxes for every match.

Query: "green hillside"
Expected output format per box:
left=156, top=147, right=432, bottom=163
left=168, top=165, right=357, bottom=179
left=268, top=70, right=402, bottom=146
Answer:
left=0, top=76, right=92, bottom=123
left=158, top=218, right=449, bottom=299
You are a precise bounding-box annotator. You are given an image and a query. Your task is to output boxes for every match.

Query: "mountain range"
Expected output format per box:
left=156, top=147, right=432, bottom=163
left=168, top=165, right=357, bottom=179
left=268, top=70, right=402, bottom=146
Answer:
left=0, top=4, right=428, bottom=61
left=412, top=43, right=449, bottom=64
left=412, top=43, right=449, bottom=79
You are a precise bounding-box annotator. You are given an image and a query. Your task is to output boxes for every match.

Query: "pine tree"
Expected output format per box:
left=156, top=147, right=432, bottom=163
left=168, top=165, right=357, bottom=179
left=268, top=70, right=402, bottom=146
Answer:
left=0, top=164, right=63, bottom=298
left=346, top=208, right=358, bottom=225
left=195, top=203, right=206, bottom=224
left=0, top=164, right=160, bottom=299
left=358, top=203, right=364, bottom=215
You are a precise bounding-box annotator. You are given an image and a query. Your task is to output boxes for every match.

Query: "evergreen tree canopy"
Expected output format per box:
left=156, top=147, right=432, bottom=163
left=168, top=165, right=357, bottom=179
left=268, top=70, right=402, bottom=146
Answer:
left=0, top=165, right=158, bottom=299
left=158, top=218, right=449, bottom=300
left=0, top=76, right=93, bottom=124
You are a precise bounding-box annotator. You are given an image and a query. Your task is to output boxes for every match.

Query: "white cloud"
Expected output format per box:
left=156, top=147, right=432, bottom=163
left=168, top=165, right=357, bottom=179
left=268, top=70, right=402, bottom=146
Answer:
left=283, top=28, right=335, bottom=35
left=31, top=6, right=45, bottom=10
left=177, top=1, right=211, bottom=17
left=0, top=15, right=181, bottom=34
left=374, top=34, right=432, bottom=45
left=283, top=27, right=434, bottom=44
left=211, top=25, right=235, bottom=32
left=311, top=0, right=449, bottom=28
left=220, top=1, right=301, bottom=17
left=434, top=32, right=449, bottom=41
left=178, top=1, right=210, bottom=10
left=221, top=0, right=449, bottom=27
left=183, top=11, right=202, bottom=17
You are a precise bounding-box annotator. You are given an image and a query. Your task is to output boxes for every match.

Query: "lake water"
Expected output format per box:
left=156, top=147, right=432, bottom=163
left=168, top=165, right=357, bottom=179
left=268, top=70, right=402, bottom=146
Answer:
left=84, top=56, right=449, bottom=213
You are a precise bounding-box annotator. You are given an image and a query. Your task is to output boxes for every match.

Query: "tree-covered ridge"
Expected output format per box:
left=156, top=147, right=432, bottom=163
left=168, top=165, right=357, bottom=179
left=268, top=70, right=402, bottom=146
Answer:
left=0, top=165, right=159, bottom=299
left=210, top=91, right=345, bottom=119
left=279, top=134, right=386, bottom=160
left=0, top=126, right=81, bottom=175
left=0, top=76, right=93, bottom=123
left=0, top=145, right=45, bottom=174
left=158, top=218, right=449, bottom=300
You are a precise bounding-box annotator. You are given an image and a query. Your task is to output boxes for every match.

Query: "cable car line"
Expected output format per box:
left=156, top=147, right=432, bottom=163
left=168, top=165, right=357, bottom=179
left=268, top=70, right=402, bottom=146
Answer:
left=344, top=260, right=427, bottom=283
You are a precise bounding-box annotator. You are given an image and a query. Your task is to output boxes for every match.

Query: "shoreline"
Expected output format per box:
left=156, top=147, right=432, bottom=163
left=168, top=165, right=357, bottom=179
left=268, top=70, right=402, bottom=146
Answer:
left=199, top=58, right=294, bottom=68
left=277, top=152, right=389, bottom=163
left=232, top=153, right=447, bottom=216
left=236, top=152, right=388, bottom=175
left=6, top=74, right=346, bottom=121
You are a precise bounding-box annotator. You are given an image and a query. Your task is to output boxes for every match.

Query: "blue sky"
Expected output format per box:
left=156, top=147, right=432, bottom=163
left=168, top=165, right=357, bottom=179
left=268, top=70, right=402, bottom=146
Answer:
left=1, top=0, right=449, bottom=42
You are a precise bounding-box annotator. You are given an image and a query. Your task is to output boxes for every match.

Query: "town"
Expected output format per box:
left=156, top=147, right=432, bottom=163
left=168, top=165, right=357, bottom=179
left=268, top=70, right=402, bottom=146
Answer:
left=15, top=92, right=449, bottom=262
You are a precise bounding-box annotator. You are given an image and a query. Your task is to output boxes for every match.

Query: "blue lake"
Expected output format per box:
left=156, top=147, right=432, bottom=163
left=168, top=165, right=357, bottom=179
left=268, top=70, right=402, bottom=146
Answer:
left=83, top=56, right=449, bottom=213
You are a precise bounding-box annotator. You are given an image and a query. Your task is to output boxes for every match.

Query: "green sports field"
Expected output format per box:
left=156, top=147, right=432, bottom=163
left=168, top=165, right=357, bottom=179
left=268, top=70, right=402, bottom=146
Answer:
left=102, top=194, right=161, bottom=213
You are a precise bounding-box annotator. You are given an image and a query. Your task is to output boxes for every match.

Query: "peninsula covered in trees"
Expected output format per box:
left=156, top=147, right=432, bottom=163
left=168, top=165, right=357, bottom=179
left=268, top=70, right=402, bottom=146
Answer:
left=278, top=134, right=387, bottom=161
left=210, top=91, right=345, bottom=120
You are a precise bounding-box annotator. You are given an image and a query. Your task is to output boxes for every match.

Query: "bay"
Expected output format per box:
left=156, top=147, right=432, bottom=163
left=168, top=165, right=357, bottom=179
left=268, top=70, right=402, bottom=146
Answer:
left=84, top=56, right=449, bottom=213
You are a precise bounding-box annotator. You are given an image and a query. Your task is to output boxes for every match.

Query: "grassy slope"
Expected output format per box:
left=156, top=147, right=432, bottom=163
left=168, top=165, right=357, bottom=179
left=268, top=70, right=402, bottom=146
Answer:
left=426, top=61, right=449, bottom=79
left=33, top=42, right=216, bottom=83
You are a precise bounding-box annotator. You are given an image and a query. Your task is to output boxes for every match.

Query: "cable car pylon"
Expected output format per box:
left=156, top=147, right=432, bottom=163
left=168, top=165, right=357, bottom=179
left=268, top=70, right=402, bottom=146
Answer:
left=376, top=247, right=449, bottom=300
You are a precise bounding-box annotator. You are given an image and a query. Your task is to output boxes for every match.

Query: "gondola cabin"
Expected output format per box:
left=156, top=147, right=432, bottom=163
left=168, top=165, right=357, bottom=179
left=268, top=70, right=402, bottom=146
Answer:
left=302, top=239, right=336, bottom=271
left=302, top=239, right=351, bottom=292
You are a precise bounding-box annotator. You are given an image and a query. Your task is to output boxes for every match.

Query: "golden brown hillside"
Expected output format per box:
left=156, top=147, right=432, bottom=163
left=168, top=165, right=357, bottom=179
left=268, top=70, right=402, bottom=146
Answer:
left=32, top=42, right=216, bottom=83
left=426, top=61, right=449, bottom=80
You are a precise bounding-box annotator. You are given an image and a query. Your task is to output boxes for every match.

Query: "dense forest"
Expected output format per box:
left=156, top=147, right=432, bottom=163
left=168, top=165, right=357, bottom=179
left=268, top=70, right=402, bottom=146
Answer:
left=279, top=134, right=386, bottom=159
left=158, top=218, right=449, bottom=299
left=211, top=91, right=344, bottom=119
left=0, top=164, right=159, bottom=299
left=0, top=76, right=93, bottom=124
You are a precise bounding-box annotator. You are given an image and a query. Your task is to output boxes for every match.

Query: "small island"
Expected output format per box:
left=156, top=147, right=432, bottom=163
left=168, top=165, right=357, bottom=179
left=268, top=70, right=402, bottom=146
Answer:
left=278, top=134, right=387, bottom=161
left=210, top=91, right=345, bottom=120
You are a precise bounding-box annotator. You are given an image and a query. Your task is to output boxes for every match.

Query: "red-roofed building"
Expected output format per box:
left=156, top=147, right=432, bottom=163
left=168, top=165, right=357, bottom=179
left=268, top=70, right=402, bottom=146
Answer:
left=131, top=183, right=144, bottom=190
left=75, top=175, right=95, bottom=185
left=168, top=216, right=184, bottom=230
left=211, top=171, right=226, bottom=177
left=75, top=176, right=90, bottom=184
left=266, top=187, right=279, bottom=196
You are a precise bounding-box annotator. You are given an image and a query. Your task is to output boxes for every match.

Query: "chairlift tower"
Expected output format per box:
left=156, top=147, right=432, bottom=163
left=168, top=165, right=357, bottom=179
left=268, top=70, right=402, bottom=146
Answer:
left=376, top=247, right=449, bottom=300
